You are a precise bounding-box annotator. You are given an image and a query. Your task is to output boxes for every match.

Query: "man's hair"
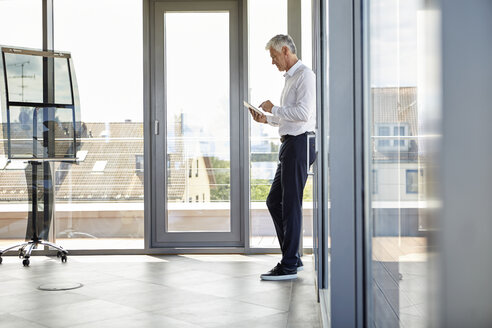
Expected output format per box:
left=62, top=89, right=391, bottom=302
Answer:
left=265, top=34, right=297, bottom=54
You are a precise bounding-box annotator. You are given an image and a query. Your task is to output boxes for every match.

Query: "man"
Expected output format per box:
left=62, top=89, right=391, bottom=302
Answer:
left=249, top=34, right=316, bottom=281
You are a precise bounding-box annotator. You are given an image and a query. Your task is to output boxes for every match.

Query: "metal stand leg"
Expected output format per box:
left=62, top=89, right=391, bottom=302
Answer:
left=0, top=243, right=31, bottom=254
left=40, top=241, right=66, bottom=253
left=0, top=161, right=69, bottom=267
left=24, top=242, right=36, bottom=258
left=0, top=240, right=69, bottom=266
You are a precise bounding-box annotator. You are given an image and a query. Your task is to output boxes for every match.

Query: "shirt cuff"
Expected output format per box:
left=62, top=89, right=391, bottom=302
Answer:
left=271, top=105, right=281, bottom=117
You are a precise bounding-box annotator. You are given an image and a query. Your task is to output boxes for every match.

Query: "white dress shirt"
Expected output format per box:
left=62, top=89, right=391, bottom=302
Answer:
left=266, top=60, right=316, bottom=136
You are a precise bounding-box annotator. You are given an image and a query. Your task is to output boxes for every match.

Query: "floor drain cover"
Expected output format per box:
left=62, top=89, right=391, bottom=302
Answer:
left=38, top=282, right=83, bottom=291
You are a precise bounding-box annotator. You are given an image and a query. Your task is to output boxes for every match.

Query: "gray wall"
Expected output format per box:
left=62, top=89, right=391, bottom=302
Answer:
left=440, top=1, right=492, bottom=327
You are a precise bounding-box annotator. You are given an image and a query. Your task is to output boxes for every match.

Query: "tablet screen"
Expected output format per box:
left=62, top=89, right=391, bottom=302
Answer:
left=243, top=100, right=264, bottom=115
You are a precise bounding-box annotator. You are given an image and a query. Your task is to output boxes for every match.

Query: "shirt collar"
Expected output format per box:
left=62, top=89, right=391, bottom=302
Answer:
left=284, top=60, right=303, bottom=77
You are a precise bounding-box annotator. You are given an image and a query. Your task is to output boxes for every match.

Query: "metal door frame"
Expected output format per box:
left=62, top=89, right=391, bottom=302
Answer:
left=150, top=0, right=242, bottom=247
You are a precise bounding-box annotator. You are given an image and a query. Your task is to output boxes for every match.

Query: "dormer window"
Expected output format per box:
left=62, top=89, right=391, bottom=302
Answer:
left=135, top=154, right=144, bottom=174
left=376, top=124, right=409, bottom=151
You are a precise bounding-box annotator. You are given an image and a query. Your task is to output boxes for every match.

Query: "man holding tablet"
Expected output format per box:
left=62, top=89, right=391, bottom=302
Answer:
left=248, top=34, right=316, bottom=281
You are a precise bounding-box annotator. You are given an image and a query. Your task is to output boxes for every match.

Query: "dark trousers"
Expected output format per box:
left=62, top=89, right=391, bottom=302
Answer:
left=266, top=132, right=316, bottom=270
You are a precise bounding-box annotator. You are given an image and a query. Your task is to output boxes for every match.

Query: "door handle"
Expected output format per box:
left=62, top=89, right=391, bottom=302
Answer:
left=307, top=133, right=316, bottom=176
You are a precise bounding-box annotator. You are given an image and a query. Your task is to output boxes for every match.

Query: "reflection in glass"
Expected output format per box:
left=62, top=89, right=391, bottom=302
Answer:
left=1, top=49, right=79, bottom=162
left=4, top=53, right=43, bottom=103
left=1, top=48, right=78, bottom=160
left=165, top=12, right=230, bottom=232
left=55, top=57, right=72, bottom=104
left=6, top=106, right=76, bottom=159
left=4, top=54, right=73, bottom=105
left=365, top=0, right=437, bottom=326
left=7, top=106, right=37, bottom=158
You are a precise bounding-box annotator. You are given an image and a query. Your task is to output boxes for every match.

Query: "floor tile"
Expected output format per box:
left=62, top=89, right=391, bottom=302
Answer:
left=106, top=286, right=226, bottom=312
left=0, top=254, right=321, bottom=328
left=177, top=274, right=292, bottom=299
left=68, top=312, right=203, bottom=328
left=11, top=299, right=142, bottom=328
left=0, top=314, right=49, bottom=328
left=217, top=312, right=289, bottom=328
left=0, top=290, right=91, bottom=314
left=150, top=269, right=232, bottom=287
left=237, top=287, right=293, bottom=311
left=72, top=277, right=169, bottom=299
left=154, top=298, right=283, bottom=328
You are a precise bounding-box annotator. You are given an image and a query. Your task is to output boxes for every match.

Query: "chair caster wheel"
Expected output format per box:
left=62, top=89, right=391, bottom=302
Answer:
left=22, top=259, right=30, bottom=267
left=57, top=251, right=62, bottom=258
left=61, top=255, right=67, bottom=263
left=0, top=257, right=2, bottom=264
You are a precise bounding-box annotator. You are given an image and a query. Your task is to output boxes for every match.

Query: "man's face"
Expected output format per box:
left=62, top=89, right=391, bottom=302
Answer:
left=269, top=47, right=287, bottom=71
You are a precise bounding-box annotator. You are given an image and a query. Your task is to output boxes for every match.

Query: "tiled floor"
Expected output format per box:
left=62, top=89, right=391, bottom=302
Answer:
left=0, top=254, right=321, bottom=328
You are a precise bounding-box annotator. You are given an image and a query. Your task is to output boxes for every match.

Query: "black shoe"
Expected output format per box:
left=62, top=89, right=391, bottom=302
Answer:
left=297, top=259, right=304, bottom=272
left=261, top=263, right=298, bottom=281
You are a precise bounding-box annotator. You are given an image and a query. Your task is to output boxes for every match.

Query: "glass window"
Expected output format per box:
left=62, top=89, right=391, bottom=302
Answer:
left=393, top=126, right=405, bottom=146
left=301, top=0, right=314, bottom=251
left=372, top=170, right=378, bottom=194
left=164, top=12, right=231, bottom=233
left=301, top=0, right=313, bottom=69
left=7, top=106, right=76, bottom=159
left=135, top=155, right=143, bottom=174
left=379, top=127, right=390, bottom=135
left=53, top=0, right=143, bottom=249
left=378, top=126, right=390, bottom=147
left=365, top=0, right=438, bottom=326
left=247, top=0, right=314, bottom=251
left=248, top=0, right=287, bottom=248
left=4, top=53, right=43, bottom=103
left=0, top=1, right=42, bottom=249
left=55, top=57, right=73, bottom=104
left=406, top=169, right=418, bottom=194
left=377, top=124, right=409, bottom=149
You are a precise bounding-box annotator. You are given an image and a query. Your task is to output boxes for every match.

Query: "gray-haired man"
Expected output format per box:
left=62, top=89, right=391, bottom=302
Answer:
left=249, top=34, right=316, bottom=280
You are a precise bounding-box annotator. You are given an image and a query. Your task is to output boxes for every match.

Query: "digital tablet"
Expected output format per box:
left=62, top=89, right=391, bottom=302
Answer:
left=243, top=100, right=265, bottom=116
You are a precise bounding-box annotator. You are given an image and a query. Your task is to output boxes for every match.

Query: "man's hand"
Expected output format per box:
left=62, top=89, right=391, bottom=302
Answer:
left=249, top=108, right=267, bottom=123
left=259, top=100, right=274, bottom=113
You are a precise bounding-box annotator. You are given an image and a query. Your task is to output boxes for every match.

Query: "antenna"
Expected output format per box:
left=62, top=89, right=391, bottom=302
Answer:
left=7, top=60, right=36, bottom=101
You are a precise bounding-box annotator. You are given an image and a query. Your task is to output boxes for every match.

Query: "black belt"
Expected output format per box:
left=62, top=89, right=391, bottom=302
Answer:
left=280, top=135, right=291, bottom=143
left=280, top=132, right=315, bottom=143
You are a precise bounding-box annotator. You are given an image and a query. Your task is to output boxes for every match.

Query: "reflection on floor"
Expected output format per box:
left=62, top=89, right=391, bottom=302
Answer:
left=0, top=254, right=321, bottom=328
left=373, top=237, right=429, bottom=328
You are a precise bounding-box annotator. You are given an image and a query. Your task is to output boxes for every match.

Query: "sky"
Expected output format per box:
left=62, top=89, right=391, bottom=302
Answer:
left=0, top=0, right=424, bottom=125
left=0, top=0, right=143, bottom=124
left=165, top=12, right=230, bottom=140
left=248, top=0, right=289, bottom=139
left=370, top=0, right=422, bottom=87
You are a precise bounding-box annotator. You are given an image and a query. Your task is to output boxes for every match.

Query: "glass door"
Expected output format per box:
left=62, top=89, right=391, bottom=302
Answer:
left=152, top=1, right=241, bottom=246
